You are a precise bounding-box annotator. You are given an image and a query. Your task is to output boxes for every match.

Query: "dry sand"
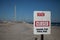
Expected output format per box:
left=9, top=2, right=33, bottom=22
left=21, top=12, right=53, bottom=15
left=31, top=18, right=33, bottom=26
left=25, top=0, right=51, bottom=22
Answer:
left=0, top=23, right=60, bottom=40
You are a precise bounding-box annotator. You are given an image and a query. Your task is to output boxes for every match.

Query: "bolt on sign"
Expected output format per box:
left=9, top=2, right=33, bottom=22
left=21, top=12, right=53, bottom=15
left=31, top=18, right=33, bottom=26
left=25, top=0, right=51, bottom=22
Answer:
left=33, top=11, right=51, bottom=34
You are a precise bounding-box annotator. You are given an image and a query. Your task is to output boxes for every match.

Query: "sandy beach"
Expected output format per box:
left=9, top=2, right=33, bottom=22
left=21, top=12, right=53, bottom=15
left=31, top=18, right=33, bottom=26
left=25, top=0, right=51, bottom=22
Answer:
left=0, top=23, right=60, bottom=40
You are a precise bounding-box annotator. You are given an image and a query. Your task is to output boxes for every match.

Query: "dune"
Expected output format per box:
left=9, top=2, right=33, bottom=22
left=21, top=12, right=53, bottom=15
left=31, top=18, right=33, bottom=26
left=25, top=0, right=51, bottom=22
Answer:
left=0, top=22, right=60, bottom=40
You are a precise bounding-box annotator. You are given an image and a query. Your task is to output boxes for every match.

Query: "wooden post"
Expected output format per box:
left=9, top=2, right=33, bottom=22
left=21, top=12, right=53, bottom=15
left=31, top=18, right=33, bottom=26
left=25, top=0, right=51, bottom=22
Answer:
left=35, top=37, right=38, bottom=40
left=41, top=34, right=44, bottom=40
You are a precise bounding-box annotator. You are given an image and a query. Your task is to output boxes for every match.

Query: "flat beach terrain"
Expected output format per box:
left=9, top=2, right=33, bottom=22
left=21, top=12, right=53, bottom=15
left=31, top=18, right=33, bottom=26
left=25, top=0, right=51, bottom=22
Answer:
left=0, top=23, right=60, bottom=40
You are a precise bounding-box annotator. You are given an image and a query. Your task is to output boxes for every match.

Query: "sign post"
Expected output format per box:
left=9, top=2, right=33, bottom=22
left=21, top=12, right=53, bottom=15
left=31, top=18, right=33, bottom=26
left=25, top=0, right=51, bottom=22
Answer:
left=41, top=34, right=44, bottom=40
left=33, top=11, right=51, bottom=40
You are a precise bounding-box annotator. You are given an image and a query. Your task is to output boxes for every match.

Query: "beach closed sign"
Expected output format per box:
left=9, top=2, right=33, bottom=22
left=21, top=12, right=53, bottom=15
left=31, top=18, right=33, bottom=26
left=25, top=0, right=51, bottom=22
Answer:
left=33, top=11, right=51, bottom=34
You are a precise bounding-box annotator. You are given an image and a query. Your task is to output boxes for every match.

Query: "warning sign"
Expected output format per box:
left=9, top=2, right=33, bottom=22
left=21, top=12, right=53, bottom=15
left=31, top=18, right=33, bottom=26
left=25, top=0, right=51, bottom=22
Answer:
left=33, top=11, right=51, bottom=34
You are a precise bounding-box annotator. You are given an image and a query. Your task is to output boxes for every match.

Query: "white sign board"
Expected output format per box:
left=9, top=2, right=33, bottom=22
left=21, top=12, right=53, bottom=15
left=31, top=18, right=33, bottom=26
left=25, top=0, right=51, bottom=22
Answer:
left=33, top=11, right=51, bottom=34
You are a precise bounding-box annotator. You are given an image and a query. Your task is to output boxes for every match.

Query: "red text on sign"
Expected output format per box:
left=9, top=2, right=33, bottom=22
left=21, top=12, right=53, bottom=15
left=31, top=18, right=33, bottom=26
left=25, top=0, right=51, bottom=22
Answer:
left=35, top=21, right=50, bottom=27
left=37, top=13, right=45, bottom=16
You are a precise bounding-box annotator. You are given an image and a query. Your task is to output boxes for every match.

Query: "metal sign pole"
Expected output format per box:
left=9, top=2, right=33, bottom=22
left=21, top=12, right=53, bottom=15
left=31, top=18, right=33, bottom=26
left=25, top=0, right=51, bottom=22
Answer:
left=41, top=34, right=44, bottom=40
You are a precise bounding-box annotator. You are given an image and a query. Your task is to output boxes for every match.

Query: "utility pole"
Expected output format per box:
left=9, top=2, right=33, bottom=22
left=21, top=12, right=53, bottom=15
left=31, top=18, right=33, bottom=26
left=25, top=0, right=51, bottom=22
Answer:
left=14, top=5, right=16, bottom=22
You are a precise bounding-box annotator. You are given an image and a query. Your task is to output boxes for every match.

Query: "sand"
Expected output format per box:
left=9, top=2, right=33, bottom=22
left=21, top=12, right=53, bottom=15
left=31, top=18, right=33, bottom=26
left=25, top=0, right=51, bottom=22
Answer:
left=0, top=23, right=60, bottom=40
